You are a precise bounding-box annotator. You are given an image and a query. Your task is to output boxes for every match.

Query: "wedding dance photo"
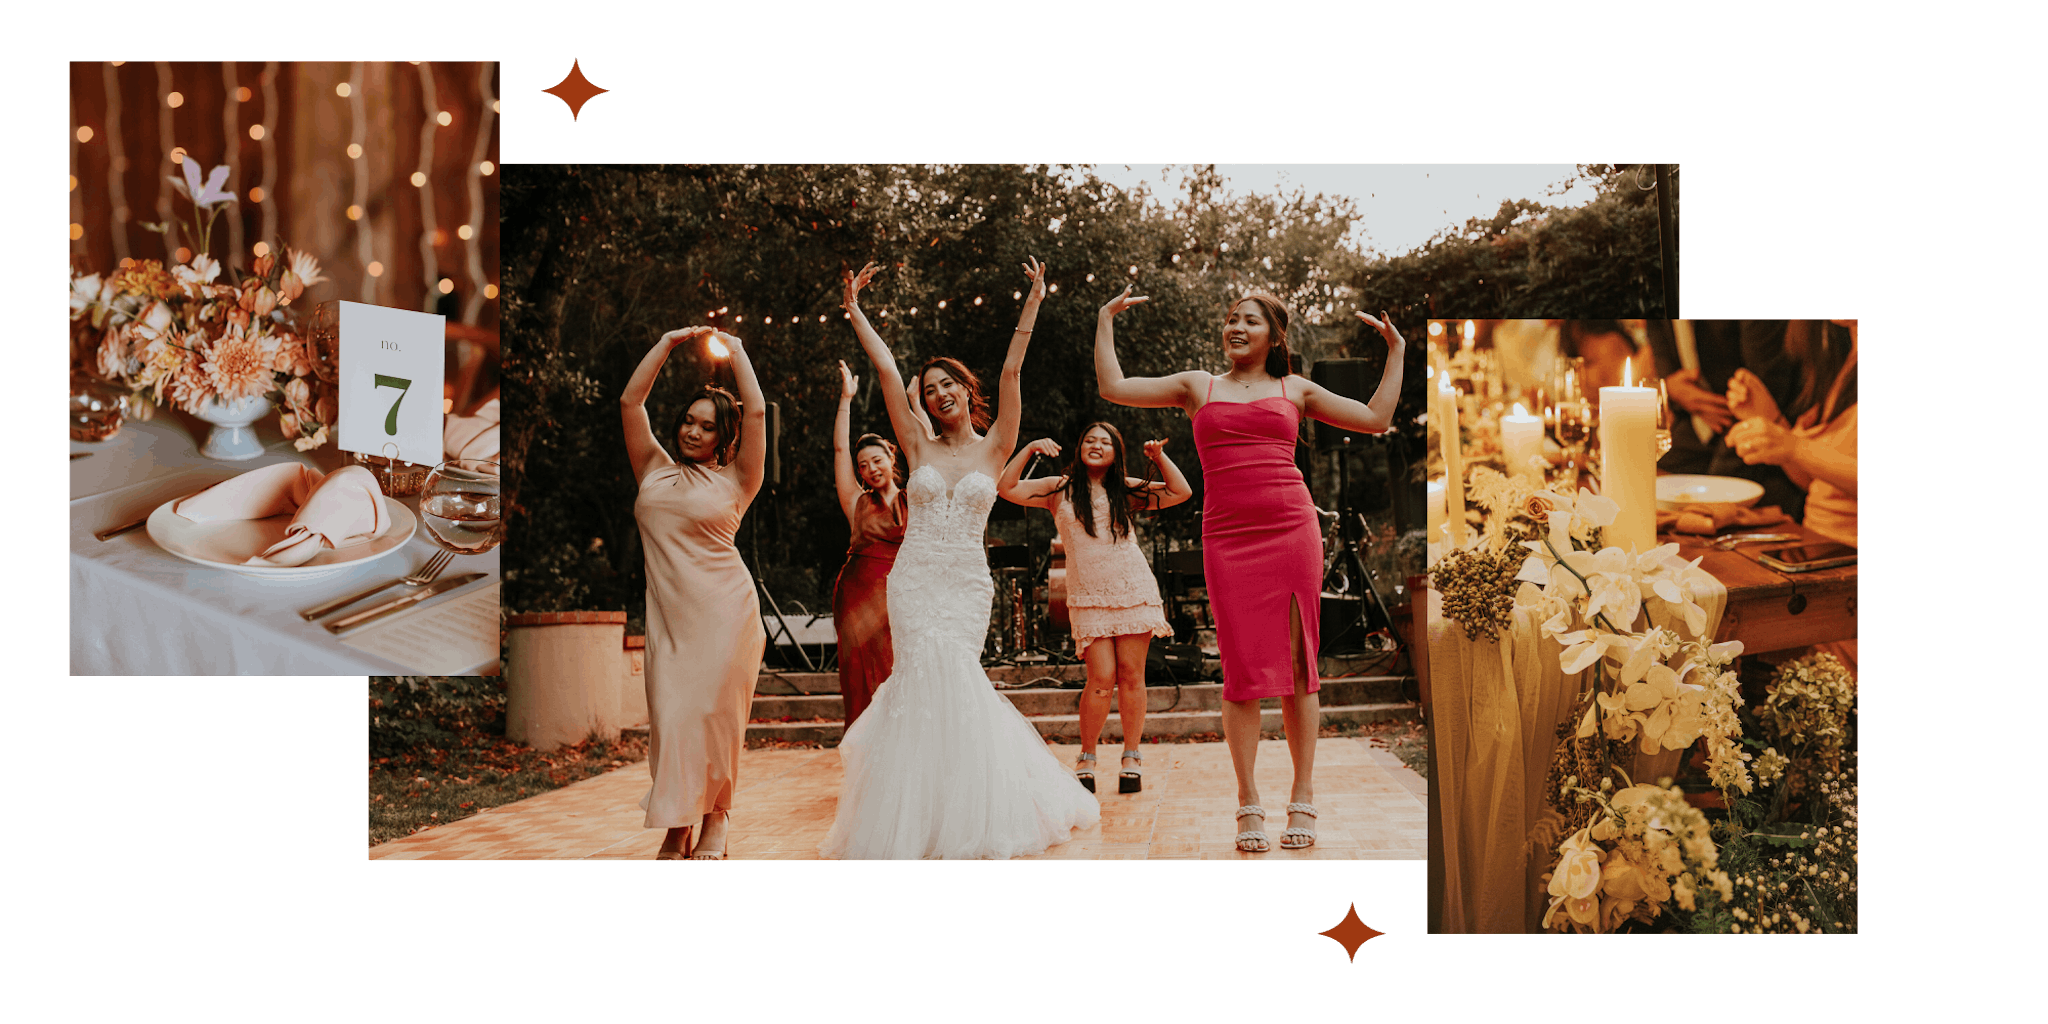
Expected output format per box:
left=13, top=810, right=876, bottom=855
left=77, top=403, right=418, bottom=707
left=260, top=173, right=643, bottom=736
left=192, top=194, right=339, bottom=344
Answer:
left=366, top=164, right=1671, bottom=861
left=68, top=61, right=502, bottom=675
left=1424, top=318, right=1857, bottom=933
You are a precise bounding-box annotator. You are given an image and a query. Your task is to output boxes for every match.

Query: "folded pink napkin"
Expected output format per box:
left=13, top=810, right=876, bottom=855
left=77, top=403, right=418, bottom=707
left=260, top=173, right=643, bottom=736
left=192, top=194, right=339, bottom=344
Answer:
left=444, top=398, right=500, bottom=462
left=173, top=463, right=388, bottom=566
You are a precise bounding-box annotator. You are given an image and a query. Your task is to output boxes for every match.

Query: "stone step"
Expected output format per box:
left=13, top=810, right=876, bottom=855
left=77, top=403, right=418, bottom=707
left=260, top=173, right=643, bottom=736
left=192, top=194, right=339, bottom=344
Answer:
left=724, top=700, right=1418, bottom=748
left=747, top=675, right=1411, bottom=720
left=752, top=652, right=1407, bottom=696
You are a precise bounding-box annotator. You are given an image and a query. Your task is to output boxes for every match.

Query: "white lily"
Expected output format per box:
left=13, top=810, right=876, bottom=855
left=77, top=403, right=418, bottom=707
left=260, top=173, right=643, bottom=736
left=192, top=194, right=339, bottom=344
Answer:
left=169, top=161, right=236, bottom=209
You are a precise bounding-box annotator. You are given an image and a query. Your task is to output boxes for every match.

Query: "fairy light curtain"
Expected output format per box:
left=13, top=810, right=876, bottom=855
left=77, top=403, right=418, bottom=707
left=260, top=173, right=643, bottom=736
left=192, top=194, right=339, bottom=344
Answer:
left=69, top=61, right=500, bottom=331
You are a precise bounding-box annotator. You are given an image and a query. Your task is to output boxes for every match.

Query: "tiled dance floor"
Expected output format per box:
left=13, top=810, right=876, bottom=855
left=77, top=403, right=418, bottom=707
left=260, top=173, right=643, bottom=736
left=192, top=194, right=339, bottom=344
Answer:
left=368, top=738, right=1425, bottom=861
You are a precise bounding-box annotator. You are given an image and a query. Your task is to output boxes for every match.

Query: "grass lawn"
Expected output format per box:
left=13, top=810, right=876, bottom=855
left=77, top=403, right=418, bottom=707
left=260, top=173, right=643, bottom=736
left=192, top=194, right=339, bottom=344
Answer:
left=369, top=733, right=648, bottom=847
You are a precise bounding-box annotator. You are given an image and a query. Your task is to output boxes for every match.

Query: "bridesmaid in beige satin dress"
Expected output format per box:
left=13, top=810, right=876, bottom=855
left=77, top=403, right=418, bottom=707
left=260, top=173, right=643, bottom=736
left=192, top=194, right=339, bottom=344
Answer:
left=620, top=325, right=768, bottom=860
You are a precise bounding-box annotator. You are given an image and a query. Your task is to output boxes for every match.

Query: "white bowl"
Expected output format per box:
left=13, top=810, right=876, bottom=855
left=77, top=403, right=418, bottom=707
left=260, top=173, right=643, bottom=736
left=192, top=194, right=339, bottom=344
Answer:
left=1656, top=474, right=1765, bottom=511
left=145, top=496, right=417, bottom=581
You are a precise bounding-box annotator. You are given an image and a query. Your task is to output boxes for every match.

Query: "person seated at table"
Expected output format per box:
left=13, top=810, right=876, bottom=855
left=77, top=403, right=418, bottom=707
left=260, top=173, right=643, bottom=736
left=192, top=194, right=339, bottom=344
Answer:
left=1561, top=320, right=1643, bottom=391
left=1724, top=320, right=1857, bottom=546
left=1646, top=320, right=1805, bottom=518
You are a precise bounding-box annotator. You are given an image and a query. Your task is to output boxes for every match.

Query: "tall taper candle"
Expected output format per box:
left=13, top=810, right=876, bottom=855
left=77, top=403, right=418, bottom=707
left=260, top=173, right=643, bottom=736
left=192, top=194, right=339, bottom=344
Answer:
left=1598, top=360, right=1658, bottom=553
left=1501, top=402, right=1543, bottom=483
left=1427, top=478, right=1446, bottom=553
left=1437, top=378, right=1466, bottom=547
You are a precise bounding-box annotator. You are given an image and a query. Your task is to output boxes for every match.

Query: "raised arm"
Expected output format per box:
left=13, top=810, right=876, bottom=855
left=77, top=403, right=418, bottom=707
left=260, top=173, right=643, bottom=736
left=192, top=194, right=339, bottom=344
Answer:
left=988, top=257, right=1046, bottom=460
left=620, top=326, right=713, bottom=483
left=724, top=332, right=769, bottom=501
left=1095, top=285, right=1201, bottom=409
left=832, top=360, right=862, bottom=523
left=1130, top=437, right=1192, bottom=510
left=996, top=436, right=1066, bottom=509
left=842, top=262, right=924, bottom=465
left=1302, top=310, right=1408, bottom=434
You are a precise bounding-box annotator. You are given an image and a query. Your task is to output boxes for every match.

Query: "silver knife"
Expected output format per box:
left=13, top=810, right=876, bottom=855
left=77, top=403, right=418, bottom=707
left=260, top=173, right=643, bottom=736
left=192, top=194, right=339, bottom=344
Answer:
left=94, top=515, right=152, bottom=542
left=324, top=573, right=487, bottom=633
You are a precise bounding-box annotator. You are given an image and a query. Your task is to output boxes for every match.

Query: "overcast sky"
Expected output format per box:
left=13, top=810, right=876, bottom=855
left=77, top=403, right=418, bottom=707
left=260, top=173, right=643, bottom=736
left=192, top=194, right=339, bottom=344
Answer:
left=1084, top=164, right=1602, bottom=258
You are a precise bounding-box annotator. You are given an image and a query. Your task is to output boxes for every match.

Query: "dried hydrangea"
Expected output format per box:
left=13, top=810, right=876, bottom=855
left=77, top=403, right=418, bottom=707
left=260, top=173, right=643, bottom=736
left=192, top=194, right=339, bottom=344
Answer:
left=1431, top=545, right=1523, bottom=642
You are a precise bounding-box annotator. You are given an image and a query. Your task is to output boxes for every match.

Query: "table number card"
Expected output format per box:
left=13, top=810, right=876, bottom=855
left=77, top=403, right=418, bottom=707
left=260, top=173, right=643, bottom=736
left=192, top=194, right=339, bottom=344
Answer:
left=337, top=300, right=444, bottom=465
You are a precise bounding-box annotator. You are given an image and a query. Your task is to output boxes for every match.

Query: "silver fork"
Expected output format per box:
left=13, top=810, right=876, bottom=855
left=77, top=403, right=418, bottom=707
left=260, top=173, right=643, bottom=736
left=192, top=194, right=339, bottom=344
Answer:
left=298, top=550, right=455, bottom=620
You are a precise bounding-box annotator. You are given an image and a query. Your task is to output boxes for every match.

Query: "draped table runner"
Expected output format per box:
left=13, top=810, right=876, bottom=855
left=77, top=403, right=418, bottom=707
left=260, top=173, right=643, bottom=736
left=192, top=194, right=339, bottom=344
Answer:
left=70, top=413, right=499, bottom=676
left=1428, top=563, right=1728, bottom=933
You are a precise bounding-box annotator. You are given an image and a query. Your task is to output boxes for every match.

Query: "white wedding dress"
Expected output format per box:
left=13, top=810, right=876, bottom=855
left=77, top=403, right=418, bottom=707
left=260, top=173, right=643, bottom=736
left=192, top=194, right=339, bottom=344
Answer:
left=819, top=466, right=1099, bottom=859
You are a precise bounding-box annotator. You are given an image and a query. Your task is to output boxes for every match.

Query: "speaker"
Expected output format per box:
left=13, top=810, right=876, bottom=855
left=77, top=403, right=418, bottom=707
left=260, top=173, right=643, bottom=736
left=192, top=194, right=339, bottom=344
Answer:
left=1145, top=643, right=1212, bottom=683
left=1310, top=358, right=1385, bottom=451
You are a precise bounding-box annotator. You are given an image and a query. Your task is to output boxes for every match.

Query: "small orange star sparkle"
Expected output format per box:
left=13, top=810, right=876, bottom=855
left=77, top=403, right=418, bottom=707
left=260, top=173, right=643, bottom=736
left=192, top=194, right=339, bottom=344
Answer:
left=543, top=60, right=608, bottom=121
left=1319, top=903, right=1383, bottom=962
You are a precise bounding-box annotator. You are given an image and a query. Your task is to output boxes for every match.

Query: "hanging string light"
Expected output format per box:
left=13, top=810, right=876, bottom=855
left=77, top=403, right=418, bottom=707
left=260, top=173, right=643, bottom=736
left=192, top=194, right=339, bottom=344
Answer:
left=153, top=61, right=177, bottom=260
left=220, top=61, right=243, bottom=270
left=461, top=61, right=496, bottom=326
left=258, top=61, right=279, bottom=263
left=348, top=62, right=373, bottom=303
left=415, top=62, right=441, bottom=314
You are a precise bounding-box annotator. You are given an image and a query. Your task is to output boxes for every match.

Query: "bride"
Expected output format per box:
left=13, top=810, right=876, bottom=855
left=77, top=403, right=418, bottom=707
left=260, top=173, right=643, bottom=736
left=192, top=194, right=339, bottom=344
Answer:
left=819, top=257, right=1099, bottom=859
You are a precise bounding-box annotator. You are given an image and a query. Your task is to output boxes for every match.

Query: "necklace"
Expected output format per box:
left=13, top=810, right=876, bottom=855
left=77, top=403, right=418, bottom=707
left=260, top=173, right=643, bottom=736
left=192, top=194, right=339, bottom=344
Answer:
left=1223, top=370, right=1265, bottom=389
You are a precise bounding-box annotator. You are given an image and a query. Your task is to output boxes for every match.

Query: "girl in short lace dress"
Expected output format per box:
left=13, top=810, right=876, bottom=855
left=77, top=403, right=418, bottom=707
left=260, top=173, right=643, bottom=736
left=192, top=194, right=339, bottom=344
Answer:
left=996, top=422, right=1192, bottom=793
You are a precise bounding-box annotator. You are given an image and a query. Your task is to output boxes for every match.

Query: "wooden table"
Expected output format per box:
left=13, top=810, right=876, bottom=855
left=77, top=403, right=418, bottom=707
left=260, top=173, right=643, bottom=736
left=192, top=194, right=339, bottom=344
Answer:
left=1665, top=522, right=1857, bottom=654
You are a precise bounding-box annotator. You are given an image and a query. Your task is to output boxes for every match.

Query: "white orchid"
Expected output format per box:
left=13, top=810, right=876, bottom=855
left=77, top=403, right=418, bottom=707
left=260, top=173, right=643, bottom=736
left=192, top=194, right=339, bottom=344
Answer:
left=169, top=161, right=236, bottom=209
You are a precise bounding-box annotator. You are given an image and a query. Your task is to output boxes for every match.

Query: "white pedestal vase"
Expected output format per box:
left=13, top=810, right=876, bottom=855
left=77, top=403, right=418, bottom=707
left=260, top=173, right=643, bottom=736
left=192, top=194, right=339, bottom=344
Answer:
left=193, top=395, right=273, bottom=461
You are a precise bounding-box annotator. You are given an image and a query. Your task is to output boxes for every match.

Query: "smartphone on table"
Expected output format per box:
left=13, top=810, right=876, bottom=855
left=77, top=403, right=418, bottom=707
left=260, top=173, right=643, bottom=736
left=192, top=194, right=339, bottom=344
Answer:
left=1756, top=542, right=1857, bottom=573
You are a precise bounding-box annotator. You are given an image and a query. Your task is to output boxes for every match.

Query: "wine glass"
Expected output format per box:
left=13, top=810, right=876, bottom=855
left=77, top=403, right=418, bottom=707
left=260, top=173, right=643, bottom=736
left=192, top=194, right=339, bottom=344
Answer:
left=420, top=459, right=503, bottom=556
left=1553, top=401, right=1591, bottom=491
left=1654, top=378, right=1674, bottom=459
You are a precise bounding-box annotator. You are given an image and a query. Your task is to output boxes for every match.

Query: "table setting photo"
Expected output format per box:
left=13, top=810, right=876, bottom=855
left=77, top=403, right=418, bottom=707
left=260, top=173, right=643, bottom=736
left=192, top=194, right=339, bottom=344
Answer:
left=1421, top=319, right=1857, bottom=935
left=67, top=60, right=501, bottom=676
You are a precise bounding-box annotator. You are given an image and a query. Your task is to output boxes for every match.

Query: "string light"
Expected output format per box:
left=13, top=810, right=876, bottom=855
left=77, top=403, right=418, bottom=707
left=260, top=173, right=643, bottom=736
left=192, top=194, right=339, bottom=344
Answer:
left=70, top=224, right=83, bottom=240
left=438, top=278, right=455, bottom=294
left=347, top=143, right=363, bottom=159
left=480, top=161, right=495, bottom=176
left=458, top=225, right=473, bottom=240
left=258, top=60, right=278, bottom=267
left=153, top=61, right=176, bottom=260
left=484, top=284, right=498, bottom=299
left=170, top=147, right=186, bottom=165
left=437, top=111, right=453, bottom=126
left=76, top=126, right=93, bottom=143
left=249, top=186, right=265, bottom=203
left=462, top=60, right=497, bottom=324
left=99, top=61, right=128, bottom=261
left=236, top=86, right=251, bottom=102
left=221, top=62, right=243, bottom=268
left=937, top=300, right=947, bottom=309
left=167, top=91, right=184, bottom=108
left=248, top=124, right=264, bottom=140
left=1085, top=273, right=1094, bottom=282
left=346, top=61, right=371, bottom=302
left=252, top=241, right=270, bottom=258
left=336, top=82, right=351, bottom=97
left=973, top=296, right=983, bottom=305
left=414, top=61, right=441, bottom=313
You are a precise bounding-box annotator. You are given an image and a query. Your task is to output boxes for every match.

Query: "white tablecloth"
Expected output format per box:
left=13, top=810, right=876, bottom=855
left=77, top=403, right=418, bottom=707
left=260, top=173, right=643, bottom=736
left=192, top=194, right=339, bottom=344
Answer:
left=70, top=411, right=499, bottom=676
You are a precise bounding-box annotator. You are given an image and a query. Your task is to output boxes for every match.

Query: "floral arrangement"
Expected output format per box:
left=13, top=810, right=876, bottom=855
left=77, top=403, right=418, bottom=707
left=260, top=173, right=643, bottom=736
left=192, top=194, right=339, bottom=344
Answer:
left=1541, top=777, right=1733, bottom=934
left=1755, top=652, right=1856, bottom=781
left=69, top=159, right=336, bottom=451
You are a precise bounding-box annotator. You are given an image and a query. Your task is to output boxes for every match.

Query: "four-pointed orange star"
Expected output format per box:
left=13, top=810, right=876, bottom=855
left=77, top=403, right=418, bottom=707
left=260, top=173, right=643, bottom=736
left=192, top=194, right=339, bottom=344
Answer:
left=1319, top=903, right=1384, bottom=961
left=543, top=60, right=608, bottom=121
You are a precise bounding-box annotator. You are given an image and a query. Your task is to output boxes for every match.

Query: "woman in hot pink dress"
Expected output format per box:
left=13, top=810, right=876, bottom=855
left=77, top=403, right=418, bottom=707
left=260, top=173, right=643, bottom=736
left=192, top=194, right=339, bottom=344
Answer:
left=1095, top=288, right=1406, bottom=852
left=996, top=423, right=1192, bottom=793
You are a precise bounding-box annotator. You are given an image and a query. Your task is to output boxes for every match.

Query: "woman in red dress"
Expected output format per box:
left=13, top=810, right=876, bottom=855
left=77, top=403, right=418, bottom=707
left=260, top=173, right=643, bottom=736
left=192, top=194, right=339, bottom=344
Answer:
left=831, top=359, right=908, bottom=728
left=1094, top=288, right=1406, bottom=852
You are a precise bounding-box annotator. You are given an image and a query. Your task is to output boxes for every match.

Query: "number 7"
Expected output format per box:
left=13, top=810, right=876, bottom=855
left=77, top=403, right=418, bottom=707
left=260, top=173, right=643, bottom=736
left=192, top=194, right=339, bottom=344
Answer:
left=374, top=374, right=412, bottom=435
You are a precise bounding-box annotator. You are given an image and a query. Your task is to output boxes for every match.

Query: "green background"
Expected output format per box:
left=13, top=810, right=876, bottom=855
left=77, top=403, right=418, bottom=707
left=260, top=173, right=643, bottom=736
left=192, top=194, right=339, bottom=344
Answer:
left=16, top=2, right=2031, bottom=1015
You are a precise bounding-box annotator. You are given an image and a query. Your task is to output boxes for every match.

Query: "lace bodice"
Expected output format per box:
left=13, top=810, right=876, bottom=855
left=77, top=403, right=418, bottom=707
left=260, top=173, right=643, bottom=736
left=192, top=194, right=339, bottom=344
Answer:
left=886, top=465, right=998, bottom=656
left=1053, top=490, right=1162, bottom=609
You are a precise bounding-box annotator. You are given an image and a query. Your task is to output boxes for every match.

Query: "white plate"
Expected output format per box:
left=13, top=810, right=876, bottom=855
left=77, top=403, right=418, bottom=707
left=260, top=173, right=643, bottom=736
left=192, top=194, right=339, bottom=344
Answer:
left=1656, top=475, right=1765, bottom=511
left=145, top=495, right=417, bottom=581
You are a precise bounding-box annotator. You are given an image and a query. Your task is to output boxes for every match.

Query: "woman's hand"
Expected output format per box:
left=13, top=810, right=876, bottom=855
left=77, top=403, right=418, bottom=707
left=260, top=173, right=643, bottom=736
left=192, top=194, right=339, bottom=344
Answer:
left=1021, top=437, right=1062, bottom=461
left=841, top=262, right=881, bottom=311
left=1725, top=417, right=1799, bottom=466
left=1021, top=256, right=1048, bottom=303
left=838, top=360, right=859, bottom=402
left=659, top=326, right=716, bottom=349
left=1142, top=438, right=1169, bottom=462
left=1355, top=310, right=1405, bottom=351
left=1725, top=368, right=1783, bottom=425
left=1099, top=284, right=1149, bottom=319
left=1664, top=367, right=1734, bottom=434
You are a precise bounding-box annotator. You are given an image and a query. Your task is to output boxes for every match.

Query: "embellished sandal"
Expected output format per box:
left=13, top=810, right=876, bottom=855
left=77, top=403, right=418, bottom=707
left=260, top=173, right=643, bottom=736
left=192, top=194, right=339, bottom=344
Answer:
left=1234, top=805, right=1271, bottom=853
left=1075, top=751, right=1097, bottom=793
left=1118, top=751, right=1143, bottom=794
left=656, top=826, right=693, bottom=860
left=1280, top=802, right=1318, bottom=850
left=689, top=814, right=728, bottom=860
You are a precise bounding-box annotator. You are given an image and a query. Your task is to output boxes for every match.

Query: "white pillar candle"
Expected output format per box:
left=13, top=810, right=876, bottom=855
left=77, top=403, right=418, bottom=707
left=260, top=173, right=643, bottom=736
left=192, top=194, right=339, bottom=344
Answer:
left=1501, top=402, right=1543, bottom=483
left=1427, top=478, right=1446, bottom=545
left=1599, top=358, right=1658, bottom=554
left=1437, top=380, right=1466, bottom=547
